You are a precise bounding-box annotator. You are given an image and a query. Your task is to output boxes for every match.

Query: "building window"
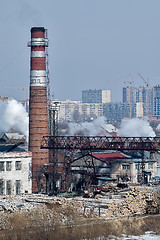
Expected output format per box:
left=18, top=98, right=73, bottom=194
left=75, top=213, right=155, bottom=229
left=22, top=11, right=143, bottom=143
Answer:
left=135, top=164, right=141, bottom=170
left=0, top=180, right=4, bottom=195
left=15, top=161, right=21, bottom=170
left=148, top=163, right=153, bottom=169
left=6, top=162, right=12, bottom=171
left=0, top=162, right=4, bottom=171
left=122, top=164, right=130, bottom=170
left=16, top=180, right=21, bottom=195
left=6, top=180, right=11, bottom=195
left=137, top=175, right=141, bottom=183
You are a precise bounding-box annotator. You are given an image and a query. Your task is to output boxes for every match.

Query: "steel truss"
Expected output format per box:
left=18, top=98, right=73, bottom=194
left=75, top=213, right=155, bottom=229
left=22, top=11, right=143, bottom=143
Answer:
left=41, top=136, right=160, bottom=151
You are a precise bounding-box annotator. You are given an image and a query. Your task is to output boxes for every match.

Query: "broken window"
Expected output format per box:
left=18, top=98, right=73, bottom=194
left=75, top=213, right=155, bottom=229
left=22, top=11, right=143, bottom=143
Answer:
left=6, top=180, right=11, bottom=195
left=16, top=180, right=21, bottom=195
left=6, top=162, right=12, bottom=171
left=0, top=162, right=4, bottom=171
left=15, top=161, right=21, bottom=170
left=0, top=179, right=4, bottom=195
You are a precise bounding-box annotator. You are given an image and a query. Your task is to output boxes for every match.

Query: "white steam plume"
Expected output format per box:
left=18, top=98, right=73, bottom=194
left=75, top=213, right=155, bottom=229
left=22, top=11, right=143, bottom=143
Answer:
left=0, top=99, right=29, bottom=139
left=68, top=116, right=110, bottom=136
left=117, top=118, right=156, bottom=137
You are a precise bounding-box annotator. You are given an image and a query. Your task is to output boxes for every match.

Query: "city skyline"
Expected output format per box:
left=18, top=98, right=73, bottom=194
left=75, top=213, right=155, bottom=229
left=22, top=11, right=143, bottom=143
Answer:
left=1, top=0, right=160, bottom=102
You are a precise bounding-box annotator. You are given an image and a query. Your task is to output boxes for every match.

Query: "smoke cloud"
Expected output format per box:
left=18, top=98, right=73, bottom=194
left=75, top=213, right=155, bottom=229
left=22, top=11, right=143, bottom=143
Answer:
left=117, top=118, right=156, bottom=137
left=0, top=99, right=29, bottom=138
left=67, top=116, right=111, bottom=136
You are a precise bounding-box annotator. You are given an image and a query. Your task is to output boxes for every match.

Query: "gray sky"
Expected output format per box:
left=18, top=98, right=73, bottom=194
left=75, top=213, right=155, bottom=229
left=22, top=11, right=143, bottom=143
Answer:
left=1, top=0, right=160, bottom=102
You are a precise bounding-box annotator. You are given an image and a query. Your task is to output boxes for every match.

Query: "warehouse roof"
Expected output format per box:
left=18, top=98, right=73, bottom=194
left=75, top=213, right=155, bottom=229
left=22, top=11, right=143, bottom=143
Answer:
left=91, top=152, right=129, bottom=164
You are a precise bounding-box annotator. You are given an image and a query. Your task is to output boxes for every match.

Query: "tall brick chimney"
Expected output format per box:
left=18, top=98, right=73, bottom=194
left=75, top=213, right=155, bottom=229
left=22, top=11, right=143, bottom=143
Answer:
left=28, top=27, right=49, bottom=193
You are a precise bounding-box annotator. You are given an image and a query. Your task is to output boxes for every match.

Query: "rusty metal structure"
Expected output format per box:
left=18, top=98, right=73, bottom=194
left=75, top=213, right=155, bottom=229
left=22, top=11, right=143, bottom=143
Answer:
left=27, top=27, right=160, bottom=193
left=28, top=27, right=49, bottom=193
left=41, top=136, right=160, bottom=189
left=41, top=136, right=160, bottom=151
left=47, top=102, right=60, bottom=194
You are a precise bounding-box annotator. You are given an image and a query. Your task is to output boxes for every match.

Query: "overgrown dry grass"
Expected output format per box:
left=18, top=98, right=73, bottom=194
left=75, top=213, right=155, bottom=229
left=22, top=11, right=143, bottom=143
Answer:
left=0, top=210, right=160, bottom=240
left=0, top=193, right=160, bottom=240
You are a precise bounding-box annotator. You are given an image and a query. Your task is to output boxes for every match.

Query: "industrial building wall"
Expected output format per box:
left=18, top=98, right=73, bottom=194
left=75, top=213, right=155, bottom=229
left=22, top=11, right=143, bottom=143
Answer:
left=110, top=161, right=157, bottom=184
left=0, top=152, right=32, bottom=195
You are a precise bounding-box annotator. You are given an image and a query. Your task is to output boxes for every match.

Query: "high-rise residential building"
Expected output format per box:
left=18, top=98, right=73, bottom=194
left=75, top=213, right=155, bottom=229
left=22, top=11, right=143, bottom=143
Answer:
left=123, top=86, right=139, bottom=104
left=82, top=89, right=111, bottom=104
left=136, top=102, right=143, bottom=118
left=82, top=103, right=103, bottom=121
left=54, top=99, right=82, bottom=122
left=103, top=102, right=130, bottom=122
left=52, top=99, right=103, bottom=122
left=122, top=86, right=153, bottom=118
left=153, top=85, right=160, bottom=118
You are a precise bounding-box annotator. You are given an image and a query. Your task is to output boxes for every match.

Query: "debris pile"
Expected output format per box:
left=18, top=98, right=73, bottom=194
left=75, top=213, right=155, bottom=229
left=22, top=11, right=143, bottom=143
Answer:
left=105, top=187, right=160, bottom=218
left=146, top=192, right=160, bottom=214
left=101, top=183, right=118, bottom=193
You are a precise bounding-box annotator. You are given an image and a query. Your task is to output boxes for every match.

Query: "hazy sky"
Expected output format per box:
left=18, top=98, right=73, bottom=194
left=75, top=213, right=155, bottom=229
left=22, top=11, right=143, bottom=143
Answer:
left=1, top=0, right=160, bottom=102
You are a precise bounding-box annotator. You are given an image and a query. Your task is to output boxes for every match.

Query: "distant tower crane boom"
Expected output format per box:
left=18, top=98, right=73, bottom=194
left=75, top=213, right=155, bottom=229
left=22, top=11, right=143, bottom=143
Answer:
left=138, top=73, right=149, bottom=87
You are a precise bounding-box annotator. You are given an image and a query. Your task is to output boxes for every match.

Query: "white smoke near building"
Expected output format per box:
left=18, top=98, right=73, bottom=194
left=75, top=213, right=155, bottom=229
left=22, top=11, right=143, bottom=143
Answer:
left=117, top=118, right=156, bottom=137
left=68, top=116, right=111, bottom=136
left=0, top=99, right=29, bottom=139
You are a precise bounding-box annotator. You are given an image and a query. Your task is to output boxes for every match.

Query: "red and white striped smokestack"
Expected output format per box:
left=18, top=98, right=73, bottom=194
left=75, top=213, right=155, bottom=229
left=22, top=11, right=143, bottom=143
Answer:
left=28, top=27, right=49, bottom=193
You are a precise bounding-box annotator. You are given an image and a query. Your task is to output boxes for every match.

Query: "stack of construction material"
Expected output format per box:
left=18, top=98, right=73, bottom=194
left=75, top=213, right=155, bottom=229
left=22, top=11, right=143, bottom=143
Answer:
left=105, top=187, right=160, bottom=218
left=146, top=192, right=160, bottom=214
left=101, top=183, right=118, bottom=193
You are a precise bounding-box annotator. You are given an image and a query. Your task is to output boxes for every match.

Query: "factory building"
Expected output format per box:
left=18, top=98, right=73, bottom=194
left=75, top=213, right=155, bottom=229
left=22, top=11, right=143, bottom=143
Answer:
left=0, top=132, right=32, bottom=195
left=69, top=152, right=157, bottom=189
left=110, top=157, right=157, bottom=184
left=0, top=152, right=32, bottom=195
left=0, top=26, right=159, bottom=197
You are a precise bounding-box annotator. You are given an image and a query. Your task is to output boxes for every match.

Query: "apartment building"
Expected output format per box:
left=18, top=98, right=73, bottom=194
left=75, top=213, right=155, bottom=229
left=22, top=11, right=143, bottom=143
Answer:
left=82, top=89, right=111, bottom=104
left=123, top=86, right=153, bottom=118
left=153, top=85, right=160, bottom=118
left=52, top=100, right=103, bottom=122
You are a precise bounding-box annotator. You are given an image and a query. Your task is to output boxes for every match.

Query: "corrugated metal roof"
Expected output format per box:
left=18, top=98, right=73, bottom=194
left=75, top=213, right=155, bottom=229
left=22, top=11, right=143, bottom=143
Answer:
left=92, top=152, right=129, bottom=164
left=2, top=133, right=25, bottom=140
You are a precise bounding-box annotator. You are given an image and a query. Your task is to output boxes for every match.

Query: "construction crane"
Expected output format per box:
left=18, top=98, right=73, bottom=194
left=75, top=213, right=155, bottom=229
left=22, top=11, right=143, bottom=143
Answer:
left=137, top=73, right=152, bottom=118
left=138, top=73, right=149, bottom=87
left=129, top=75, right=132, bottom=118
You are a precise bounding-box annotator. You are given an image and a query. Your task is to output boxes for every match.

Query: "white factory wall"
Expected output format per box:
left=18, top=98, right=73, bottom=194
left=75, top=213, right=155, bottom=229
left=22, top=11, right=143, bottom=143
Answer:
left=0, top=152, right=32, bottom=195
left=110, top=161, right=157, bottom=184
